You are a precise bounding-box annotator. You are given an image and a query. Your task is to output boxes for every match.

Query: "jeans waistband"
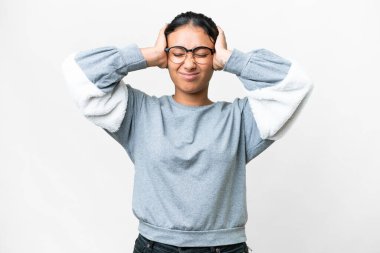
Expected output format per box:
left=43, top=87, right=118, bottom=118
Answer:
left=136, top=233, right=248, bottom=253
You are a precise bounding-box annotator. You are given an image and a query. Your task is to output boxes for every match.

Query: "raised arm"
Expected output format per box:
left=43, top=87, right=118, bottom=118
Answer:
left=61, top=25, right=168, bottom=133
left=213, top=26, right=313, bottom=162
left=61, top=44, right=147, bottom=132
left=223, top=47, right=313, bottom=141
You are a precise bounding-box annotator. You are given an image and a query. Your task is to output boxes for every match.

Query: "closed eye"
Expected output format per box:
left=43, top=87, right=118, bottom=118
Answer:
left=194, top=54, right=209, bottom=58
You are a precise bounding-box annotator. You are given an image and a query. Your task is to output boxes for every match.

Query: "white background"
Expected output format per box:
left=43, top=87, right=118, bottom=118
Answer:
left=1, top=0, right=380, bottom=252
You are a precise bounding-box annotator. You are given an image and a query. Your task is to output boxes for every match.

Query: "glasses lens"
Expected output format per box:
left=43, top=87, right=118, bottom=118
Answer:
left=193, top=47, right=212, bottom=64
left=169, top=47, right=186, bottom=64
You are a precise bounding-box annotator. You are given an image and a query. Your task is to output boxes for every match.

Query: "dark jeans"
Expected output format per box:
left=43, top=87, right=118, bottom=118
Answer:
left=133, top=233, right=250, bottom=253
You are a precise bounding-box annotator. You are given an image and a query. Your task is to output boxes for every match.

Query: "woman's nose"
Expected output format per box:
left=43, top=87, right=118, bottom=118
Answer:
left=183, top=53, right=196, bottom=69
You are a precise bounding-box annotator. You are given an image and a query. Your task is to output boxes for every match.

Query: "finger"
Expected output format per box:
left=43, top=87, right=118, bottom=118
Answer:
left=156, top=23, right=168, bottom=48
left=160, top=23, right=168, bottom=33
left=215, top=26, right=227, bottom=49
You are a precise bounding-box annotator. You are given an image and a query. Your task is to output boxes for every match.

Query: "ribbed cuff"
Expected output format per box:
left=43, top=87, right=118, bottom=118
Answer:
left=222, top=49, right=251, bottom=75
left=119, top=43, right=148, bottom=72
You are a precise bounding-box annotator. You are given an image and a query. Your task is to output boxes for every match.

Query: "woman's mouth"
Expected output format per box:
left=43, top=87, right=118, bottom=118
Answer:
left=179, top=72, right=200, bottom=81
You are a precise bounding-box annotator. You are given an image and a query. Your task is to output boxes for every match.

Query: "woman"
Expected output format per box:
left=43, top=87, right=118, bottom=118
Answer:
left=62, top=11, right=313, bottom=253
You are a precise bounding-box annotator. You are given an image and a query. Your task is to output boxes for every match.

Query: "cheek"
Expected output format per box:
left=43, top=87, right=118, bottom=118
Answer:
left=168, top=62, right=179, bottom=74
left=200, top=65, right=214, bottom=78
left=167, top=65, right=179, bottom=83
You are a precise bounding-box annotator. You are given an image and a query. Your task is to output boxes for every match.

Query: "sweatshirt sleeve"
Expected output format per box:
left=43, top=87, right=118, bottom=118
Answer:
left=223, top=48, right=314, bottom=162
left=61, top=43, right=148, bottom=133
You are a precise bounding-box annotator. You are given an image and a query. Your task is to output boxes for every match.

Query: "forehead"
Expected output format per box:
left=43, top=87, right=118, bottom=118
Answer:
left=167, top=25, right=214, bottom=48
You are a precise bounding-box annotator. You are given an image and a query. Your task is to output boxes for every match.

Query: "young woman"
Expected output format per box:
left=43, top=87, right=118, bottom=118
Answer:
left=62, top=11, right=313, bottom=253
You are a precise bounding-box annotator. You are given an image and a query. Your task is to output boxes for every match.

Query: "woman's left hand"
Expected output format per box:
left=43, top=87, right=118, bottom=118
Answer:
left=213, top=26, right=232, bottom=71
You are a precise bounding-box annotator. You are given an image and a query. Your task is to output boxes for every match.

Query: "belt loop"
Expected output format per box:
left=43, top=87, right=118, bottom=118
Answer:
left=146, top=239, right=155, bottom=249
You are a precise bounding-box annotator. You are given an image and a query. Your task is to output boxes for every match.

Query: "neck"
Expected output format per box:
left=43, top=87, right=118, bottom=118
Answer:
left=172, top=88, right=213, bottom=106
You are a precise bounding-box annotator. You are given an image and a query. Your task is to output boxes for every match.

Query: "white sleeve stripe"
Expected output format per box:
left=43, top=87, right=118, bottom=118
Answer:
left=246, top=60, right=313, bottom=140
left=61, top=53, right=128, bottom=133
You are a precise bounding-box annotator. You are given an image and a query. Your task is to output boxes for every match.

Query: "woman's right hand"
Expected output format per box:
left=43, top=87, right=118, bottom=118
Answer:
left=140, top=24, right=168, bottom=68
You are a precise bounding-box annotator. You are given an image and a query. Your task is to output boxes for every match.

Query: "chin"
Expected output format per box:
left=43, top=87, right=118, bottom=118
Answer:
left=177, top=82, right=206, bottom=94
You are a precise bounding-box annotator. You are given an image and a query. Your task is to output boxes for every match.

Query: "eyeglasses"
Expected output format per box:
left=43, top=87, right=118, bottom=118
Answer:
left=164, top=46, right=215, bottom=64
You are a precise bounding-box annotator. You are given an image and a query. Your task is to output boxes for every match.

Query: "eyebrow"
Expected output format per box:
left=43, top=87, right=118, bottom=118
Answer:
left=168, top=45, right=215, bottom=50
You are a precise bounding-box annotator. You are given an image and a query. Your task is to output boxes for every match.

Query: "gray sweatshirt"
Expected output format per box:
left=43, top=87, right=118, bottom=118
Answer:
left=61, top=43, right=313, bottom=247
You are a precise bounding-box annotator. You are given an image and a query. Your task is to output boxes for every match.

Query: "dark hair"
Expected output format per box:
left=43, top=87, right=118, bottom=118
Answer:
left=164, top=11, right=219, bottom=44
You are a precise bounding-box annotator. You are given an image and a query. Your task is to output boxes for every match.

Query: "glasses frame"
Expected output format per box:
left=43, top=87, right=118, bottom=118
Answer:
left=164, top=46, right=216, bottom=64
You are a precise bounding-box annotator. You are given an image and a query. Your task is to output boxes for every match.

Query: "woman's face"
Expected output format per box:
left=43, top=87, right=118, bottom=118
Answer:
left=166, top=24, right=214, bottom=95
